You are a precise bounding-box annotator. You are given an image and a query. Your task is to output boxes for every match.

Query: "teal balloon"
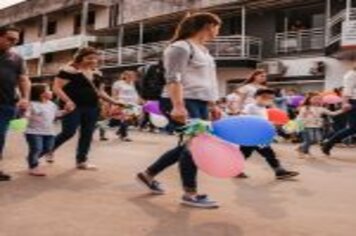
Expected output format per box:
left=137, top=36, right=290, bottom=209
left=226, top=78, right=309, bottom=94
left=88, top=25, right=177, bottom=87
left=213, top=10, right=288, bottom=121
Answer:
left=212, top=116, right=276, bottom=146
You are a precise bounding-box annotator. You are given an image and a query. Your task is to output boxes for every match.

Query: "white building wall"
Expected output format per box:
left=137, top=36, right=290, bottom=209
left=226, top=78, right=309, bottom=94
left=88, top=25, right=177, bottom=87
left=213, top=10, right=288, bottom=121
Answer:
left=267, top=56, right=351, bottom=90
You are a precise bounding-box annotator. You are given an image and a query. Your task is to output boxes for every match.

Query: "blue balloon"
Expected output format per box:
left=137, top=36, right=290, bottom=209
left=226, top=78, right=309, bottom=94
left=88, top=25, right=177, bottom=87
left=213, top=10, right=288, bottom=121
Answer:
left=212, top=116, right=276, bottom=146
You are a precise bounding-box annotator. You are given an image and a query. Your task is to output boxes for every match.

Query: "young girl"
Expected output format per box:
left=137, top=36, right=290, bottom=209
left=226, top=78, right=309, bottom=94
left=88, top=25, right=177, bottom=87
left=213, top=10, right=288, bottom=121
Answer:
left=297, top=93, right=344, bottom=157
left=25, top=84, right=62, bottom=176
left=108, top=103, right=132, bottom=142
left=111, top=71, right=140, bottom=141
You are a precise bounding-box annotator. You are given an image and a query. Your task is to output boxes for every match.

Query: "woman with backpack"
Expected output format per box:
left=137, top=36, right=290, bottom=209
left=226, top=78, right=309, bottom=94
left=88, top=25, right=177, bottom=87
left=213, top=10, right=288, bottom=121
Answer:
left=136, top=12, right=221, bottom=209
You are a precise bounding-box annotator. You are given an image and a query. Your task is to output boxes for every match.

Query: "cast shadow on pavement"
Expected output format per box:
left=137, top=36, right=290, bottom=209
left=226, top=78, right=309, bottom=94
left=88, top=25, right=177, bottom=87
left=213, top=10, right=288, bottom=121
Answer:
left=129, top=194, right=244, bottom=236
left=0, top=169, right=106, bottom=206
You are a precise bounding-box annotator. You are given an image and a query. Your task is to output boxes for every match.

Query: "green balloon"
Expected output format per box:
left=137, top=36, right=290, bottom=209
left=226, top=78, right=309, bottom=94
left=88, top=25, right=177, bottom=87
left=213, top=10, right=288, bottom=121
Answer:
left=9, top=119, right=28, bottom=132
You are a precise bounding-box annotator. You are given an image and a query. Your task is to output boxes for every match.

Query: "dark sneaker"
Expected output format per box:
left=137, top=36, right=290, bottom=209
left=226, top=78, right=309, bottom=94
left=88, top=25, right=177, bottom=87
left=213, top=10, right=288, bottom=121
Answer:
left=0, top=171, right=11, bottom=181
left=136, top=173, right=165, bottom=195
left=321, top=142, right=332, bottom=156
left=236, top=172, right=249, bottom=179
left=276, top=169, right=299, bottom=180
left=76, top=163, right=98, bottom=171
left=121, top=137, right=133, bottom=142
left=181, top=195, right=219, bottom=209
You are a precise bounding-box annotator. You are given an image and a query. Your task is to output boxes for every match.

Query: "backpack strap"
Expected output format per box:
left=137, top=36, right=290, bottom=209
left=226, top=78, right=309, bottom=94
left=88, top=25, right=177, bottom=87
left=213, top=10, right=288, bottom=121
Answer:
left=185, top=40, right=195, bottom=61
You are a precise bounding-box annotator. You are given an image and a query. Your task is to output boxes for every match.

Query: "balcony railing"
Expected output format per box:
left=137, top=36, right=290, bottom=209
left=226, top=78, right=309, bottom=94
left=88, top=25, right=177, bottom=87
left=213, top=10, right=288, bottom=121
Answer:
left=327, top=8, right=356, bottom=46
left=101, top=35, right=262, bottom=67
left=275, top=28, right=325, bottom=54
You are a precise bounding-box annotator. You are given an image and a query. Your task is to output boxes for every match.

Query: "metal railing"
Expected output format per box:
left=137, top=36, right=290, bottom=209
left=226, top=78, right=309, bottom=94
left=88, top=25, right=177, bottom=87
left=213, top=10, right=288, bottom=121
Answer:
left=327, top=8, right=356, bottom=46
left=275, top=27, right=325, bottom=54
left=101, top=35, right=263, bottom=67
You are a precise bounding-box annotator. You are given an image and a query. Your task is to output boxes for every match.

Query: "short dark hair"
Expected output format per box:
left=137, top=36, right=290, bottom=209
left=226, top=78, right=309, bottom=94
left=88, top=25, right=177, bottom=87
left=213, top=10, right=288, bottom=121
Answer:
left=0, top=25, right=21, bottom=37
left=255, top=88, right=275, bottom=97
left=30, top=84, right=48, bottom=102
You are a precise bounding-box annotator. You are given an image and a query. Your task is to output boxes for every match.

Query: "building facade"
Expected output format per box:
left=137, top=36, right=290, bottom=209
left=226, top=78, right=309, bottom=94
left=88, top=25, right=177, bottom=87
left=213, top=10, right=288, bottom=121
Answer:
left=2, top=0, right=356, bottom=96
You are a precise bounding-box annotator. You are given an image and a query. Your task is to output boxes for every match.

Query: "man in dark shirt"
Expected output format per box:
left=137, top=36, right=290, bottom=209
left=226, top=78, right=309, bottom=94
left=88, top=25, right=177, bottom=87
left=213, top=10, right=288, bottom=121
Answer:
left=0, top=26, right=31, bottom=181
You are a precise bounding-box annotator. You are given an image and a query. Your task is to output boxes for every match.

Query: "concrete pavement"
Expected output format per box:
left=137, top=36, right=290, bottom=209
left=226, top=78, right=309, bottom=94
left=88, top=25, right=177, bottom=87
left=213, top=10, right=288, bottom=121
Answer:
left=1, top=131, right=356, bottom=236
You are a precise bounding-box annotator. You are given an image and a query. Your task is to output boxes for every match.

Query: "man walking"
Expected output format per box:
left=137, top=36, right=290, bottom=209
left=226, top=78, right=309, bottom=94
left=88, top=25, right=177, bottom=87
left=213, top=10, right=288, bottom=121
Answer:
left=0, top=26, right=31, bottom=181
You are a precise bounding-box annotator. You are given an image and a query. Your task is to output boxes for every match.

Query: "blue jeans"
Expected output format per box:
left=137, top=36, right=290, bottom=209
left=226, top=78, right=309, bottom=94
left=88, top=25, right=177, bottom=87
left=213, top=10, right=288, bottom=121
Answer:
left=326, top=100, right=356, bottom=148
left=54, top=107, right=99, bottom=164
left=25, top=134, right=55, bottom=169
left=300, top=128, right=322, bottom=154
left=0, top=106, right=16, bottom=159
left=147, top=98, right=209, bottom=193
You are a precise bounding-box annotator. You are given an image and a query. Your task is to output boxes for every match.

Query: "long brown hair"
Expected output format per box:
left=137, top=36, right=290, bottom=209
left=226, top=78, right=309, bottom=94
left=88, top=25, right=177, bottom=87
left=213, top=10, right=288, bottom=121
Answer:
left=171, top=12, right=222, bottom=42
left=245, top=69, right=267, bottom=85
left=73, top=46, right=99, bottom=64
left=302, top=92, right=319, bottom=108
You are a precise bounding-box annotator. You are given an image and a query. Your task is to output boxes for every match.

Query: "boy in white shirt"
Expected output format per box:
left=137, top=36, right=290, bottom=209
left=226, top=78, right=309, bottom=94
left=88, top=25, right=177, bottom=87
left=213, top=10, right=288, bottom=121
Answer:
left=238, top=89, right=299, bottom=180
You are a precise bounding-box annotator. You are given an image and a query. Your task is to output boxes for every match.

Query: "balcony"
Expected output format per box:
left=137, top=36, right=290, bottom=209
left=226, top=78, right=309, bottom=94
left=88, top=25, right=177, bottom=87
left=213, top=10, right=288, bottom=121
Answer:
left=327, top=8, right=356, bottom=46
left=275, top=28, right=325, bottom=55
left=14, top=35, right=97, bottom=60
left=102, top=35, right=262, bottom=67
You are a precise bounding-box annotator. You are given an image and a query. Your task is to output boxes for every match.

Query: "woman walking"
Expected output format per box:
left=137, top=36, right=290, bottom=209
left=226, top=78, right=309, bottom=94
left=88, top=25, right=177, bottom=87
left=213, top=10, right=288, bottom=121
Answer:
left=52, top=47, right=121, bottom=170
left=137, top=12, right=221, bottom=208
left=238, top=69, right=268, bottom=109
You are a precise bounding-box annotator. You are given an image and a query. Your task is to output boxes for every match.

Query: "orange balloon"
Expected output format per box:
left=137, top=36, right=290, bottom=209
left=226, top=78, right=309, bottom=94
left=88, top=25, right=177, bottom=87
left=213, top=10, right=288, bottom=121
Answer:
left=267, top=108, right=290, bottom=125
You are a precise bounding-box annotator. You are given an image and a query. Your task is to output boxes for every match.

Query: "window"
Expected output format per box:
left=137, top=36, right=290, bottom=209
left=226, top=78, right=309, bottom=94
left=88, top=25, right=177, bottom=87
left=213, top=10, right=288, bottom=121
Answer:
left=74, top=11, right=96, bottom=34
left=46, top=21, right=57, bottom=35
left=17, top=30, right=25, bottom=45
left=74, top=14, right=81, bottom=34
left=44, top=53, right=54, bottom=63
left=88, top=11, right=96, bottom=26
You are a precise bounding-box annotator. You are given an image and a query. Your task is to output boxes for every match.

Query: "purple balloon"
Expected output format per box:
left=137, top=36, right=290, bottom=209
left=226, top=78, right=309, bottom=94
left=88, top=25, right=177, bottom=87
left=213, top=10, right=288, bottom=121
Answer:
left=143, top=101, right=162, bottom=115
left=289, top=95, right=305, bottom=107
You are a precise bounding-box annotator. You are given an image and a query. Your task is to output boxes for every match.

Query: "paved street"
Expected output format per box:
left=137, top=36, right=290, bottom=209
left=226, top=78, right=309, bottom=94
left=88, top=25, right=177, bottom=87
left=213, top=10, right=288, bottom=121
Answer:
left=1, top=130, right=356, bottom=236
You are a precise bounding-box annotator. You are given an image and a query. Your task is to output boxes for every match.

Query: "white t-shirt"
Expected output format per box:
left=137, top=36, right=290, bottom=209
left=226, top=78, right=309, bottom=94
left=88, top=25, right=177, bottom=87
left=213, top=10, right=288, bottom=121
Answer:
left=297, top=106, right=341, bottom=128
left=239, top=84, right=265, bottom=107
left=26, top=101, right=59, bottom=136
left=112, top=80, right=139, bottom=104
left=242, top=103, right=268, bottom=120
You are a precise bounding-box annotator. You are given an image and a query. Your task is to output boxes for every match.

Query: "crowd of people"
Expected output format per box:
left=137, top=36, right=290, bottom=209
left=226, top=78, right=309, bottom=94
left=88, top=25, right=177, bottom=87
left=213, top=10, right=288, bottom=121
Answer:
left=1, top=12, right=356, bottom=209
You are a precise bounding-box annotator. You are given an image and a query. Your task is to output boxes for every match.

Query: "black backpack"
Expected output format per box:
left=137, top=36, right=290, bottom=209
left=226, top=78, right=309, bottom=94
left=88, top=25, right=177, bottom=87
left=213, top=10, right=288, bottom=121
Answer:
left=136, top=41, right=194, bottom=100
left=136, top=61, right=166, bottom=100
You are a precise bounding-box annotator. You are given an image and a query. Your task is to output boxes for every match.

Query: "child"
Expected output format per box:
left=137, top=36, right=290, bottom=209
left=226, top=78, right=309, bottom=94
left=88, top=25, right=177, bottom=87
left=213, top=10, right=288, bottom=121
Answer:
left=297, top=93, right=344, bottom=157
left=25, top=84, right=63, bottom=176
left=238, top=89, right=299, bottom=180
left=109, top=104, right=132, bottom=142
left=97, top=100, right=111, bottom=141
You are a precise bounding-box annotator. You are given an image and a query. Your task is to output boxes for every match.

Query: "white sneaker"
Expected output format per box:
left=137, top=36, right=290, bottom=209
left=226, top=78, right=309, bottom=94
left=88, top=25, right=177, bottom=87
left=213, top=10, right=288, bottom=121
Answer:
left=76, top=163, right=98, bottom=171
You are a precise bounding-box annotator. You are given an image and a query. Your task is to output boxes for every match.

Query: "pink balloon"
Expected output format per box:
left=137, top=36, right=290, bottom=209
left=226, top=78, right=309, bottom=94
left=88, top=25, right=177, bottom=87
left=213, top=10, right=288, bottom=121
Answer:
left=190, top=134, right=245, bottom=178
left=323, top=95, right=342, bottom=104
